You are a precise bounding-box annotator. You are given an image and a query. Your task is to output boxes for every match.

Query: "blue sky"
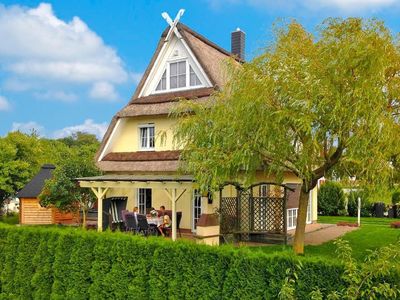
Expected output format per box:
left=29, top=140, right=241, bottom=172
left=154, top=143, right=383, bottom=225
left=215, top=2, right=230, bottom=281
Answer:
left=1, top=0, right=400, bottom=139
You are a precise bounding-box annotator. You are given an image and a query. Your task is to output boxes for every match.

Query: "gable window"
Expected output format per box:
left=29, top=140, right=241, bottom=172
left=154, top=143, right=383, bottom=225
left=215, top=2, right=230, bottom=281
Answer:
left=190, top=66, right=201, bottom=86
left=156, top=70, right=166, bottom=91
left=170, top=61, right=186, bottom=89
left=154, top=60, right=202, bottom=92
left=139, top=124, right=155, bottom=150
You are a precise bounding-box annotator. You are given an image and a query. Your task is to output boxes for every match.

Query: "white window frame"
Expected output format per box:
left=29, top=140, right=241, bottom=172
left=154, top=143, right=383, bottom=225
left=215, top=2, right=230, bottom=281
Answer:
left=192, top=189, right=202, bottom=232
left=138, top=124, right=155, bottom=151
left=137, top=188, right=151, bottom=215
left=287, top=192, right=312, bottom=231
left=307, top=192, right=312, bottom=224
left=287, top=208, right=298, bottom=230
left=153, top=59, right=203, bottom=94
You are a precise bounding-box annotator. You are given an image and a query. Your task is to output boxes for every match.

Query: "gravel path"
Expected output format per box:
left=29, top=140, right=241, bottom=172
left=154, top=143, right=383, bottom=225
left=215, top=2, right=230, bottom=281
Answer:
left=288, top=223, right=359, bottom=245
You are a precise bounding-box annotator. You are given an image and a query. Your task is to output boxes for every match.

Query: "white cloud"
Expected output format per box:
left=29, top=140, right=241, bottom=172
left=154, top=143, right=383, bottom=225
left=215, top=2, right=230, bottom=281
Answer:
left=52, top=119, right=108, bottom=140
left=11, top=121, right=45, bottom=136
left=304, top=0, right=397, bottom=12
left=2, top=78, right=33, bottom=92
left=89, top=81, right=118, bottom=101
left=208, top=0, right=399, bottom=13
left=0, top=3, right=131, bottom=101
left=33, top=90, right=78, bottom=102
left=0, top=95, right=11, bottom=111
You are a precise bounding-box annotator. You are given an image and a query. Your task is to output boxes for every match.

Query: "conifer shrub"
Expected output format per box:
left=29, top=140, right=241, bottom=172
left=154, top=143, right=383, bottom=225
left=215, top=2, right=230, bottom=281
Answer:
left=318, top=182, right=346, bottom=216
left=0, top=224, right=397, bottom=299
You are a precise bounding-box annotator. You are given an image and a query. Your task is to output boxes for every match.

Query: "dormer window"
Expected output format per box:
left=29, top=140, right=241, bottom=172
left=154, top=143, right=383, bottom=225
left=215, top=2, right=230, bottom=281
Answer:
left=154, top=60, right=202, bottom=93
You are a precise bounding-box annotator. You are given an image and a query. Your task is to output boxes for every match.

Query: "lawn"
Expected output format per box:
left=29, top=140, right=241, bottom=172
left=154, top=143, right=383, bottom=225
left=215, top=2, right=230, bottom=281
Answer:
left=249, top=216, right=400, bottom=261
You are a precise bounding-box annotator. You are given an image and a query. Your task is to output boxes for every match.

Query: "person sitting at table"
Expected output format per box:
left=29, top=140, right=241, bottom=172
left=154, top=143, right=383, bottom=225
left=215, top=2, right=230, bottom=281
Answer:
left=133, top=206, right=139, bottom=222
left=158, top=214, right=171, bottom=237
left=159, top=205, right=166, bottom=216
left=149, top=207, right=158, bottom=217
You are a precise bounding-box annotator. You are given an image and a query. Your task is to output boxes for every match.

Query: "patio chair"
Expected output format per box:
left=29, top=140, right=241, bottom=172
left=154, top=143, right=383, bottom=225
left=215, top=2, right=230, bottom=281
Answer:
left=165, top=212, right=182, bottom=237
left=108, top=197, right=128, bottom=230
left=124, top=213, right=139, bottom=234
left=136, top=214, right=157, bottom=236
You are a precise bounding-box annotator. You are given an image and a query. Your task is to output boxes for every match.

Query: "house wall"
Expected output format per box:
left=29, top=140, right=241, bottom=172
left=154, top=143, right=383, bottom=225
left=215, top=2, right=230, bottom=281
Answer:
left=106, top=187, right=195, bottom=230
left=103, top=169, right=318, bottom=232
left=111, top=116, right=178, bottom=153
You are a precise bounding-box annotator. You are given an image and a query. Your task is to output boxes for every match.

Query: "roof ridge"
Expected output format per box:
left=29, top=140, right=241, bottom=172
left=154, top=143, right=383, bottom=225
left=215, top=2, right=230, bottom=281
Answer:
left=177, top=23, right=243, bottom=63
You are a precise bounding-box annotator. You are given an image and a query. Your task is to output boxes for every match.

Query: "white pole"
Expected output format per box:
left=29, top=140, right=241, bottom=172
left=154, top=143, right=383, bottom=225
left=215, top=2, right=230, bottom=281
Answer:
left=357, top=197, right=361, bottom=227
left=97, top=190, right=103, bottom=232
left=172, top=188, right=177, bottom=241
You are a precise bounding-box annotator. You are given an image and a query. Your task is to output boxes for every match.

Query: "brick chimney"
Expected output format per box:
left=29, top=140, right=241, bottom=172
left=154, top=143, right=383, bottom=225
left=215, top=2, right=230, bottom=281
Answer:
left=231, top=28, right=245, bottom=60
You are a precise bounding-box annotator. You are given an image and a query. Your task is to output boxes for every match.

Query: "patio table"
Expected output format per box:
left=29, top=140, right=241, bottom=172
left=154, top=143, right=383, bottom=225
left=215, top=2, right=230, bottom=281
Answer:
left=147, top=216, right=163, bottom=226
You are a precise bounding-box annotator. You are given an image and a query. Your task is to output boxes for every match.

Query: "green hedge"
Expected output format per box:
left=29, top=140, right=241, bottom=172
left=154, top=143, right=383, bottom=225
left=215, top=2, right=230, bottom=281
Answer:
left=0, top=224, right=354, bottom=299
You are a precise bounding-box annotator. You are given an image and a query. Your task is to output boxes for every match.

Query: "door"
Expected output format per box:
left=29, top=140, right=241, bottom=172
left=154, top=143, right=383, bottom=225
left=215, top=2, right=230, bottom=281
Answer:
left=192, top=189, right=202, bottom=232
left=137, top=188, right=152, bottom=214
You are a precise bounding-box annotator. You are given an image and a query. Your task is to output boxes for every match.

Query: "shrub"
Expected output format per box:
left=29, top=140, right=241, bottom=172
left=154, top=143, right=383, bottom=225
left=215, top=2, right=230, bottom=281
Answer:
left=0, top=224, right=398, bottom=299
left=392, top=191, right=400, bottom=205
left=318, top=182, right=346, bottom=215
left=347, top=191, right=373, bottom=217
left=281, top=239, right=400, bottom=299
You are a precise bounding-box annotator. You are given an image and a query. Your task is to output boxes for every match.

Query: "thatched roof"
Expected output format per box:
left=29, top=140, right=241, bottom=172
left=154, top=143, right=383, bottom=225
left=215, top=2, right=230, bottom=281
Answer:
left=96, top=22, right=240, bottom=171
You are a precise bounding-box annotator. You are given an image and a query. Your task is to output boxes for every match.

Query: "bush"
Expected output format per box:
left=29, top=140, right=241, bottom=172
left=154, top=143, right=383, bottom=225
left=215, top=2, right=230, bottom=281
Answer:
left=318, top=182, right=346, bottom=216
left=392, top=191, right=400, bottom=205
left=0, top=224, right=398, bottom=299
left=347, top=191, right=373, bottom=217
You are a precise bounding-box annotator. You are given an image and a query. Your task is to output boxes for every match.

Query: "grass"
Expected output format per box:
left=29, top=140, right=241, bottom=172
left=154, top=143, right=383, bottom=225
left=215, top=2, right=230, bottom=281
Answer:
left=0, top=213, right=19, bottom=225
left=249, top=216, right=400, bottom=261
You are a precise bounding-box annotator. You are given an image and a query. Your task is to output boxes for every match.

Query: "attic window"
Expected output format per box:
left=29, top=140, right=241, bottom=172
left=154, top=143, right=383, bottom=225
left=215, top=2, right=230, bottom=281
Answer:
left=156, top=70, right=167, bottom=91
left=154, top=60, right=203, bottom=92
left=170, top=61, right=186, bottom=89
left=190, top=66, right=201, bottom=86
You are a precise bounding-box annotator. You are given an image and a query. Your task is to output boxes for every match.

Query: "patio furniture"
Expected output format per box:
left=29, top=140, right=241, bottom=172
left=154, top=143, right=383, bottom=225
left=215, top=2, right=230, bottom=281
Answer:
left=147, top=216, right=163, bottom=226
left=108, top=197, right=128, bottom=230
left=165, top=212, right=182, bottom=237
left=136, top=214, right=157, bottom=236
left=124, top=213, right=139, bottom=233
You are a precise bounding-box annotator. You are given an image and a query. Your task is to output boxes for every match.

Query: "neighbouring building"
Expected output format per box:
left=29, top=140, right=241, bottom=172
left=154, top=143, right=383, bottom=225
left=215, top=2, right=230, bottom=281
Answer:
left=17, top=164, right=76, bottom=225
left=78, top=10, right=318, bottom=245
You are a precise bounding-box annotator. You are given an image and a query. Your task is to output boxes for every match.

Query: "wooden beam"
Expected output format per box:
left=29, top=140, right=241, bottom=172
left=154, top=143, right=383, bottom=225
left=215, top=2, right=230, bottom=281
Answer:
left=176, top=189, right=186, bottom=203
left=90, top=187, right=108, bottom=232
left=171, top=188, right=177, bottom=241
left=80, top=180, right=195, bottom=190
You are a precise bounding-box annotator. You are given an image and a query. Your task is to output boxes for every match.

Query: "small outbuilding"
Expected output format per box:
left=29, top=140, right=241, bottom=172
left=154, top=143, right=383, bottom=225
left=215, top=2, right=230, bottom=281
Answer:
left=17, top=164, right=77, bottom=225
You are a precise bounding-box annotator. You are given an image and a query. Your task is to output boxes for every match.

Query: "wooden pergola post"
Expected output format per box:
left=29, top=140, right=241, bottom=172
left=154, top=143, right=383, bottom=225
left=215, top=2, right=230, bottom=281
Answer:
left=90, top=187, right=108, bottom=232
left=164, top=188, right=186, bottom=241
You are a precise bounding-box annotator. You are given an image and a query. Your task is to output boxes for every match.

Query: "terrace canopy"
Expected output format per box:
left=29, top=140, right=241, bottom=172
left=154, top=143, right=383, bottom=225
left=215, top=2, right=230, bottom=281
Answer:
left=77, top=174, right=195, bottom=241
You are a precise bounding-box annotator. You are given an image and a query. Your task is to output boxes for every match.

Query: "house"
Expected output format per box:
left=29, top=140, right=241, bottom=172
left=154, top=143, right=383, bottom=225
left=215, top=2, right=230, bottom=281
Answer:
left=17, top=164, right=76, bottom=225
left=78, top=10, right=318, bottom=245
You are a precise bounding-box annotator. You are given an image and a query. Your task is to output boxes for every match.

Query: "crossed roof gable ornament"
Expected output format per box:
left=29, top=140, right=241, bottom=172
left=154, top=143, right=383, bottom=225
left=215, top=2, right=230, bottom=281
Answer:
left=161, top=9, right=185, bottom=42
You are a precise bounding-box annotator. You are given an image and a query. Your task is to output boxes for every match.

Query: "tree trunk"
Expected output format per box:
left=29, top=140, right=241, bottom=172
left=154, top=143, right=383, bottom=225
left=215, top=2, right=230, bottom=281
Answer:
left=82, top=207, right=87, bottom=229
left=293, top=188, right=309, bottom=255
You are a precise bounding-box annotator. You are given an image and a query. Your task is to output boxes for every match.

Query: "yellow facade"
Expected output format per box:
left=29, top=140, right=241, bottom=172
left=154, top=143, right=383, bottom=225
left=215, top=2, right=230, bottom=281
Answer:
left=111, top=116, right=177, bottom=153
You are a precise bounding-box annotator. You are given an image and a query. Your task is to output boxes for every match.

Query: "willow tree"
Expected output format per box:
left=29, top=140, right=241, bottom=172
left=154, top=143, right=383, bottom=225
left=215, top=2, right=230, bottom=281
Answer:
left=174, top=18, right=400, bottom=254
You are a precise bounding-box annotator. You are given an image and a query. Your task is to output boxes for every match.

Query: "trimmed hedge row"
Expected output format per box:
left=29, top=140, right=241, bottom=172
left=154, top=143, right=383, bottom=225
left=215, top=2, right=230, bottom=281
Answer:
left=0, top=224, right=346, bottom=299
